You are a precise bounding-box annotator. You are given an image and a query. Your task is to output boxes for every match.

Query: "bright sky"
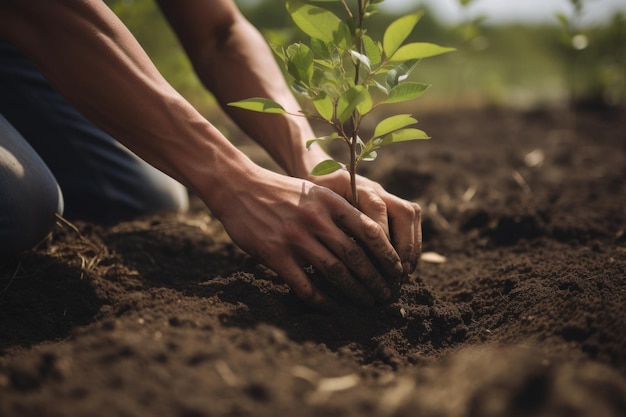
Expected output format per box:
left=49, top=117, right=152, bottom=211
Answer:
left=380, top=0, right=626, bottom=25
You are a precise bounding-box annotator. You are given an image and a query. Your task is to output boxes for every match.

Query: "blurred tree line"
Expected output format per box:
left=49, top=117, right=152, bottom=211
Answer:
left=105, top=0, right=625, bottom=111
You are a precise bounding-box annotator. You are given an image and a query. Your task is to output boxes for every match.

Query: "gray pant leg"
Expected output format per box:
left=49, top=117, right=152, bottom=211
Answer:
left=0, top=114, right=63, bottom=260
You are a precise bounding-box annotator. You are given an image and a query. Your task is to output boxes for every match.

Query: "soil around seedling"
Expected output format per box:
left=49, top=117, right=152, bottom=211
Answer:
left=1, top=107, right=625, bottom=417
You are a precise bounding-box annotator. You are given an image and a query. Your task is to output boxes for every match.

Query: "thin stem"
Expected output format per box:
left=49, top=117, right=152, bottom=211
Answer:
left=340, top=0, right=353, bottom=18
left=346, top=0, right=367, bottom=208
left=348, top=138, right=358, bottom=207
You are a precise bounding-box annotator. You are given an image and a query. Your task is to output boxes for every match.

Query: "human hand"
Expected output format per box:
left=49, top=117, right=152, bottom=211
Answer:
left=308, top=170, right=422, bottom=277
left=208, top=167, right=404, bottom=310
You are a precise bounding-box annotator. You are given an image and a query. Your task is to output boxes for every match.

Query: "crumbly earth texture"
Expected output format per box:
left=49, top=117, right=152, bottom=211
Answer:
left=1, top=107, right=625, bottom=417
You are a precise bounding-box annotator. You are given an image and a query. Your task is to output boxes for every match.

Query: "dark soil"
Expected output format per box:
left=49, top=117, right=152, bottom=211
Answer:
left=1, top=107, right=625, bottom=417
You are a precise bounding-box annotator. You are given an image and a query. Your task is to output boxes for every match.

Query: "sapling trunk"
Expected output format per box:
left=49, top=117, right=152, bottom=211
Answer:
left=348, top=0, right=367, bottom=209
left=348, top=129, right=359, bottom=208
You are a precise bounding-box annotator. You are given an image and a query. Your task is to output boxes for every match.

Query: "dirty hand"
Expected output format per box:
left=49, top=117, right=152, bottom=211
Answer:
left=210, top=168, right=404, bottom=309
left=308, top=170, right=422, bottom=277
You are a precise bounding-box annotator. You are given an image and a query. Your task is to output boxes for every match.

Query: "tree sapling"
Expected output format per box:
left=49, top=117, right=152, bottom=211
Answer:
left=229, top=0, right=454, bottom=207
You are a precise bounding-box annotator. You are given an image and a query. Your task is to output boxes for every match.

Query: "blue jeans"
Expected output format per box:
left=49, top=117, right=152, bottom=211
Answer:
left=0, top=40, right=188, bottom=260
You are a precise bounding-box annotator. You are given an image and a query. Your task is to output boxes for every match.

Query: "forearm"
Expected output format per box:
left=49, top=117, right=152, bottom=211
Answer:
left=158, top=0, right=327, bottom=179
left=200, top=19, right=321, bottom=178
left=0, top=1, right=254, bottom=215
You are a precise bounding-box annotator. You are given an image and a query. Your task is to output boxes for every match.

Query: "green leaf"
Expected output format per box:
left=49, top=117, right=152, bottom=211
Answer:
left=355, top=88, right=373, bottom=115
left=286, top=0, right=350, bottom=47
left=372, top=80, right=389, bottom=95
left=228, top=98, right=287, bottom=114
left=389, top=42, right=456, bottom=62
left=360, top=150, right=378, bottom=162
left=363, top=35, right=381, bottom=66
left=383, top=11, right=424, bottom=57
left=385, top=59, right=419, bottom=89
left=381, top=128, right=430, bottom=144
left=286, top=43, right=314, bottom=84
left=310, top=38, right=334, bottom=62
left=386, top=82, right=430, bottom=104
left=270, top=43, right=286, bottom=62
left=291, top=82, right=311, bottom=97
left=311, top=159, right=344, bottom=175
left=350, top=50, right=371, bottom=72
left=373, top=114, right=417, bottom=138
left=305, top=132, right=340, bottom=149
left=312, top=92, right=335, bottom=121
left=336, top=86, right=368, bottom=123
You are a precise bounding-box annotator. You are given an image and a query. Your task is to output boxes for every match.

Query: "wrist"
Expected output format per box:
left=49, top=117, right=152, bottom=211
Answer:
left=189, top=145, right=261, bottom=219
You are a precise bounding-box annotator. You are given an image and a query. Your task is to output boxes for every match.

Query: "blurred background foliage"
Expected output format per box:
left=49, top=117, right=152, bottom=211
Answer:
left=105, top=0, right=625, bottom=114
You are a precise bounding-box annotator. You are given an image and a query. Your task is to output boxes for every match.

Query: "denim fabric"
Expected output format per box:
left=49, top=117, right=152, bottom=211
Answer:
left=0, top=40, right=189, bottom=257
left=0, top=40, right=188, bottom=221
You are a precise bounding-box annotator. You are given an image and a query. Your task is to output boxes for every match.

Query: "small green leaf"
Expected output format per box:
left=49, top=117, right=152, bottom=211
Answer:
left=313, top=92, right=335, bottom=121
left=286, top=43, right=314, bottom=84
left=286, top=0, right=350, bottom=47
left=355, top=88, right=373, bottom=115
left=383, top=12, right=424, bottom=57
left=310, top=38, right=333, bottom=62
left=311, top=159, right=344, bottom=175
left=389, top=42, right=456, bottom=62
left=270, top=43, right=286, bottom=62
left=350, top=50, right=371, bottom=72
left=381, top=128, right=430, bottom=144
left=373, top=80, right=389, bottom=95
left=291, top=82, right=311, bottom=97
left=373, top=114, right=417, bottom=138
left=385, top=59, right=419, bottom=89
left=386, top=82, right=430, bottom=104
left=228, top=98, right=287, bottom=114
left=336, top=86, right=368, bottom=123
left=305, top=132, right=340, bottom=149
left=363, top=35, right=381, bottom=66
left=314, top=58, right=335, bottom=69
left=360, top=150, right=378, bottom=162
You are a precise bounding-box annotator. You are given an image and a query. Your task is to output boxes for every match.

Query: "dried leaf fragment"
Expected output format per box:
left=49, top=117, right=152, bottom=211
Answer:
left=420, top=252, right=447, bottom=264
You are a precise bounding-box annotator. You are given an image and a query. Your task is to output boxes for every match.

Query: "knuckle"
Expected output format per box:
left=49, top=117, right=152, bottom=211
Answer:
left=402, top=241, right=416, bottom=258
left=366, top=191, right=388, bottom=213
left=363, top=219, right=385, bottom=240
left=298, top=203, right=328, bottom=229
left=283, top=222, right=303, bottom=242
left=344, top=239, right=364, bottom=261
left=412, top=201, right=422, bottom=217
left=398, top=200, right=420, bottom=218
left=311, top=185, right=338, bottom=204
left=324, top=261, right=349, bottom=282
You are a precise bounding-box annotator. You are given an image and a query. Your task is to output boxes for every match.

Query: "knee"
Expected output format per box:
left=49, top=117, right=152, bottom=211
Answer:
left=149, top=175, right=189, bottom=214
left=0, top=166, right=63, bottom=260
left=123, top=161, right=189, bottom=217
left=0, top=117, right=63, bottom=260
